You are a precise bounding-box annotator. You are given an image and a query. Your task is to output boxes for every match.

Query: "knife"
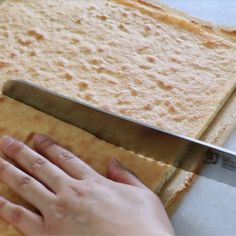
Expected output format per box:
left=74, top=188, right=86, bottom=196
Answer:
left=2, top=79, right=236, bottom=186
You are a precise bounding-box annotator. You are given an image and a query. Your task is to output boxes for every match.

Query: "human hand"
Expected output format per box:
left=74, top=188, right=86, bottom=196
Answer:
left=0, top=134, right=174, bottom=236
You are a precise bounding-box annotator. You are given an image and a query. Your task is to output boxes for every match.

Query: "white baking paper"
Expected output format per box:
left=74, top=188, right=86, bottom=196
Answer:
left=171, top=176, right=236, bottom=236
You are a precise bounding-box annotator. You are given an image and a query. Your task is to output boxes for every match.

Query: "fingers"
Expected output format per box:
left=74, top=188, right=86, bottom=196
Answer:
left=107, top=159, right=147, bottom=189
left=0, top=157, right=54, bottom=210
left=34, top=134, right=97, bottom=179
left=0, top=136, right=70, bottom=192
left=0, top=196, right=43, bottom=235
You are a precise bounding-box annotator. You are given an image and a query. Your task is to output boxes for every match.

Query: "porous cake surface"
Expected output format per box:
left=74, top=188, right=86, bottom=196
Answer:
left=0, top=0, right=236, bottom=139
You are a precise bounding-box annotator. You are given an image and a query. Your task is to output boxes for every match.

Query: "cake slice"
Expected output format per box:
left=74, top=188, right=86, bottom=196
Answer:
left=0, top=96, right=175, bottom=235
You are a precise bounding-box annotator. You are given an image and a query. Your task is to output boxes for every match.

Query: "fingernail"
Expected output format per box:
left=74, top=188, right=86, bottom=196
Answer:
left=111, top=159, right=121, bottom=167
left=0, top=196, right=5, bottom=202
left=0, top=136, right=14, bottom=147
left=0, top=196, right=6, bottom=207
left=34, top=133, right=47, bottom=143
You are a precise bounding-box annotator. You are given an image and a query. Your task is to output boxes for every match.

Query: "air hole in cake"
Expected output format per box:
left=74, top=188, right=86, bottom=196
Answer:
left=78, top=81, right=89, bottom=91
left=155, top=100, right=162, bottom=106
left=75, top=18, right=82, bottom=24
left=134, top=79, right=143, bottom=85
left=138, top=64, right=151, bottom=70
left=146, top=56, right=156, bottom=64
left=141, top=25, right=152, bottom=37
left=27, top=30, right=45, bottom=41
left=130, top=89, right=138, bottom=96
left=97, top=15, right=108, bottom=21
left=136, top=46, right=149, bottom=54
left=119, top=23, right=128, bottom=32
left=18, top=38, right=32, bottom=46
left=88, top=58, right=101, bottom=65
left=29, top=50, right=37, bottom=57
left=64, top=72, right=74, bottom=81
left=84, top=93, right=93, bottom=101
left=157, top=80, right=173, bottom=91
left=96, top=47, right=105, bottom=53
left=71, top=37, right=80, bottom=44
left=0, top=61, right=9, bottom=69
left=143, top=104, right=152, bottom=111
left=80, top=46, right=92, bottom=54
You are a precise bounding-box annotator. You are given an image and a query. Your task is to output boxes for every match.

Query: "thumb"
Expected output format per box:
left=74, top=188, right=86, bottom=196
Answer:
left=107, top=159, right=147, bottom=189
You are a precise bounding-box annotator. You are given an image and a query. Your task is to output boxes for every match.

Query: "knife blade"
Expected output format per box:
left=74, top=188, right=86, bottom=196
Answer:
left=2, top=79, right=236, bottom=186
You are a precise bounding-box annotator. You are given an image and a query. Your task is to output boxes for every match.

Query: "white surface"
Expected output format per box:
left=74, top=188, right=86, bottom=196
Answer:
left=171, top=176, right=236, bottom=236
left=158, top=1, right=236, bottom=235
left=171, top=130, right=236, bottom=236
left=161, top=0, right=236, bottom=27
